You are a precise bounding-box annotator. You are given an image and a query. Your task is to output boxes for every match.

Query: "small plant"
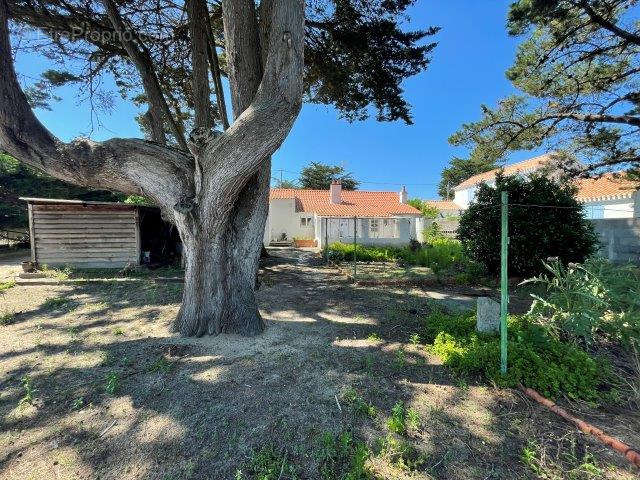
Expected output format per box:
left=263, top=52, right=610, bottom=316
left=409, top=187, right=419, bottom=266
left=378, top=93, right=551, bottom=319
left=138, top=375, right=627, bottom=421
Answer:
left=361, top=354, right=374, bottom=375
left=409, top=333, right=421, bottom=345
left=240, top=445, right=298, bottom=480
left=0, top=310, right=14, bottom=326
left=149, top=356, right=173, bottom=374
left=523, top=258, right=640, bottom=346
left=19, top=375, right=36, bottom=406
left=376, top=434, right=427, bottom=472
left=0, top=279, right=15, bottom=292
left=104, top=371, right=120, bottom=395
left=393, top=349, right=406, bottom=369
left=40, top=265, right=73, bottom=280
left=387, top=402, right=420, bottom=435
left=388, top=402, right=405, bottom=434
left=316, top=431, right=372, bottom=480
left=113, top=327, right=125, bottom=335
left=72, top=397, right=84, bottom=410
left=366, top=332, right=380, bottom=341
left=343, top=388, right=377, bottom=418
left=43, top=296, right=74, bottom=310
left=521, top=440, right=603, bottom=480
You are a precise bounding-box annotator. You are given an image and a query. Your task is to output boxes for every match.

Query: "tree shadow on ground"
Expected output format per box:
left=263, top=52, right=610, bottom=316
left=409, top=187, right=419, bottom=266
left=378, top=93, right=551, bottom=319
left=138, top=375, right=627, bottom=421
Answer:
left=0, top=249, right=637, bottom=480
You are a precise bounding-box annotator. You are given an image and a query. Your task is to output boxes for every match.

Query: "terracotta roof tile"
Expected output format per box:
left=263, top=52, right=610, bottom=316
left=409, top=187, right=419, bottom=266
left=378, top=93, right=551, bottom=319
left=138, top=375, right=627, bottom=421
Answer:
left=576, top=174, right=639, bottom=201
left=454, top=153, right=556, bottom=190
left=423, top=200, right=462, bottom=211
left=269, top=189, right=421, bottom=217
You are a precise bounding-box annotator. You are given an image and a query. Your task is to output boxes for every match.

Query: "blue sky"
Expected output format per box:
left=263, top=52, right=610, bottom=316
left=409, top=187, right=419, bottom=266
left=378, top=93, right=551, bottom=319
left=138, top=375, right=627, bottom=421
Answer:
left=14, top=0, right=543, bottom=199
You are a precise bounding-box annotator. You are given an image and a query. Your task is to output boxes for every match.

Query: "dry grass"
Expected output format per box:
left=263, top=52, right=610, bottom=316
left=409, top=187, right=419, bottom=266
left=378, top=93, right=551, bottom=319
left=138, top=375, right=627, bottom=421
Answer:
left=0, top=249, right=638, bottom=479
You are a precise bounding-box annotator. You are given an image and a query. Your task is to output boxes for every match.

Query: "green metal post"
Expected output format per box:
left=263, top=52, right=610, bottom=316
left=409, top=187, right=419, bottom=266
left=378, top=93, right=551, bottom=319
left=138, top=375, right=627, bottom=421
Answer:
left=353, top=217, right=357, bottom=279
left=500, top=191, right=509, bottom=375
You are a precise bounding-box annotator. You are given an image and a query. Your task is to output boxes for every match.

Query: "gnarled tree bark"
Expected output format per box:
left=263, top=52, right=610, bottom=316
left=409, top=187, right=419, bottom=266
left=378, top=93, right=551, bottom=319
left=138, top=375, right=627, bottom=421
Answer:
left=0, top=0, right=305, bottom=336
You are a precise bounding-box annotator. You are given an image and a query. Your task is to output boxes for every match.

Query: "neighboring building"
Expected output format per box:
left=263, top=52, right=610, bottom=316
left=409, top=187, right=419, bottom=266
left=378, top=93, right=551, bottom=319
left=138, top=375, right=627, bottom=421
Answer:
left=576, top=174, right=639, bottom=219
left=453, top=154, right=556, bottom=209
left=21, top=197, right=179, bottom=268
left=449, top=154, right=639, bottom=218
left=265, top=182, right=423, bottom=248
left=423, top=200, right=463, bottom=219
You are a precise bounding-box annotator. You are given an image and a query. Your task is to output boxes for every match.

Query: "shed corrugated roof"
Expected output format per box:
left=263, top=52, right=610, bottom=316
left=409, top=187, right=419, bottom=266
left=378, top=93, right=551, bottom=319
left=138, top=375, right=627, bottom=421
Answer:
left=269, top=189, right=421, bottom=217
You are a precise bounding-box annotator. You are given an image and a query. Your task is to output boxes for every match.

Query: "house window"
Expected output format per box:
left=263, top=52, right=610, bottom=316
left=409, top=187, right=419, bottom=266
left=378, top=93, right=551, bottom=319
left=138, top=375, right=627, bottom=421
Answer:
left=370, top=219, right=379, bottom=232
left=300, top=216, right=312, bottom=227
left=584, top=204, right=604, bottom=219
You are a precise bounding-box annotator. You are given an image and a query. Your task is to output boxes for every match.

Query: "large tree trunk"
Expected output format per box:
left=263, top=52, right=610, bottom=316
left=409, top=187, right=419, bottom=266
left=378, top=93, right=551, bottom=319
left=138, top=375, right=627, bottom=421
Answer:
left=173, top=219, right=266, bottom=337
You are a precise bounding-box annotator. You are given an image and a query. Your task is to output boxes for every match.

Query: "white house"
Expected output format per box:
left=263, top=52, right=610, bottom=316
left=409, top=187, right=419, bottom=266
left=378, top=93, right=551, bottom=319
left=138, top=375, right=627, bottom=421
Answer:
left=265, top=181, right=424, bottom=248
left=450, top=154, right=639, bottom=218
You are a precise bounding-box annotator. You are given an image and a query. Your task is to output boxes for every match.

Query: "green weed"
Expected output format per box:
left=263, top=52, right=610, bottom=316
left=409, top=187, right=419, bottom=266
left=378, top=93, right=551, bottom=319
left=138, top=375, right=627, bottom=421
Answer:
left=238, top=446, right=298, bottom=480
left=0, top=279, right=15, bottom=292
left=43, top=296, right=75, bottom=310
left=113, top=327, right=125, bottom=335
left=521, top=441, right=604, bottom=480
left=19, top=375, right=36, bottom=406
left=409, top=333, right=421, bottom=345
left=393, top=349, right=406, bottom=369
left=343, top=388, right=377, bottom=418
left=376, top=434, right=427, bottom=472
left=316, top=431, right=373, bottom=480
left=0, top=310, right=14, bottom=326
left=366, top=332, right=381, bottom=341
left=72, top=397, right=84, bottom=410
left=387, top=402, right=419, bottom=435
left=40, top=265, right=73, bottom=280
left=104, top=371, right=120, bottom=395
left=149, top=356, right=173, bottom=374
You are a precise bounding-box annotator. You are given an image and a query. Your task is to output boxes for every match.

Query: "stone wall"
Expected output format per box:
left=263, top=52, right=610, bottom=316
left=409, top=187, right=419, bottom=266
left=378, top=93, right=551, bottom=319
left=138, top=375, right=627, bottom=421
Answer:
left=591, top=218, right=640, bottom=263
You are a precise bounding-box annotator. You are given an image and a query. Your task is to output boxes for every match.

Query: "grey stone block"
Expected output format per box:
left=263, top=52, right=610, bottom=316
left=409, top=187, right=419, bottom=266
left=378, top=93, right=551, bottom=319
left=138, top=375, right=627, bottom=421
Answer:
left=477, top=297, right=500, bottom=334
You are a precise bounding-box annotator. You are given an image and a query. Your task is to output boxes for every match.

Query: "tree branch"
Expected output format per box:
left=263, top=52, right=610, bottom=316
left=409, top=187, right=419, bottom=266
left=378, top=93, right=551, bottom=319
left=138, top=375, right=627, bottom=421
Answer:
left=577, top=0, right=640, bottom=46
left=204, top=1, right=230, bottom=130
left=187, top=0, right=212, bottom=131
left=0, top=0, right=193, bottom=211
left=101, top=0, right=188, bottom=151
left=201, top=0, right=304, bottom=208
left=221, top=0, right=263, bottom=118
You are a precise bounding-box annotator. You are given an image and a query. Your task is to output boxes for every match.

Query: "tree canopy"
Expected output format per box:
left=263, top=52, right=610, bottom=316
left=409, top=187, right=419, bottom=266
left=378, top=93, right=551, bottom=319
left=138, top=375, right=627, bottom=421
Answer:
left=299, top=162, right=359, bottom=190
left=8, top=0, right=438, bottom=136
left=449, top=0, right=640, bottom=177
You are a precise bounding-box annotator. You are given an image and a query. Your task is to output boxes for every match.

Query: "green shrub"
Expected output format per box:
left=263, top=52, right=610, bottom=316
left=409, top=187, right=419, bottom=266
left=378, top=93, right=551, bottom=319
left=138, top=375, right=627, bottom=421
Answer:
left=327, top=238, right=467, bottom=273
left=457, top=174, right=598, bottom=277
left=524, top=258, right=640, bottom=346
left=423, top=312, right=607, bottom=401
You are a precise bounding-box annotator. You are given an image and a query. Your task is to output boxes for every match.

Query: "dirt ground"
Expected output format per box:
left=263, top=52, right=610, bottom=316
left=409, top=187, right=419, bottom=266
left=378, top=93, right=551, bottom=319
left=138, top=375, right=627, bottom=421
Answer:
left=0, top=248, right=638, bottom=479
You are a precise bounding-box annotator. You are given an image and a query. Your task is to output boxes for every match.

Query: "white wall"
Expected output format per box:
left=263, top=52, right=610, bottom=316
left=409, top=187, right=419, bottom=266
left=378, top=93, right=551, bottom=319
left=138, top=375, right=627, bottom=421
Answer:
left=316, top=216, right=421, bottom=248
left=265, top=198, right=318, bottom=244
left=582, top=196, right=637, bottom=219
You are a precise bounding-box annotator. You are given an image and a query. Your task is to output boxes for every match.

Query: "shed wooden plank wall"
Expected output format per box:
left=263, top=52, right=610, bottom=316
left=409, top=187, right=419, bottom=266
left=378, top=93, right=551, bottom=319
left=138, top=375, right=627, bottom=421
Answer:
left=31, top=204, right=141, bottom=268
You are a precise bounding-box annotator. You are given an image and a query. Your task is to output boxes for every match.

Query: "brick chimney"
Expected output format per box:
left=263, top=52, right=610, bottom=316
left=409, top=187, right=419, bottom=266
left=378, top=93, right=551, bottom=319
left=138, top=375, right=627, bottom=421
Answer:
left=330, top=180, right=342, bottom=204
left=399, top=185, right=408, bottom=204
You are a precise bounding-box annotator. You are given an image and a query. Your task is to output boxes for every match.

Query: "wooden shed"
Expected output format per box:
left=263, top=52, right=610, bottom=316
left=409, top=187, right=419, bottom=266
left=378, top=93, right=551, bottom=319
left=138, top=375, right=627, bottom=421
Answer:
left=20, top=197, right=180, bottom=269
